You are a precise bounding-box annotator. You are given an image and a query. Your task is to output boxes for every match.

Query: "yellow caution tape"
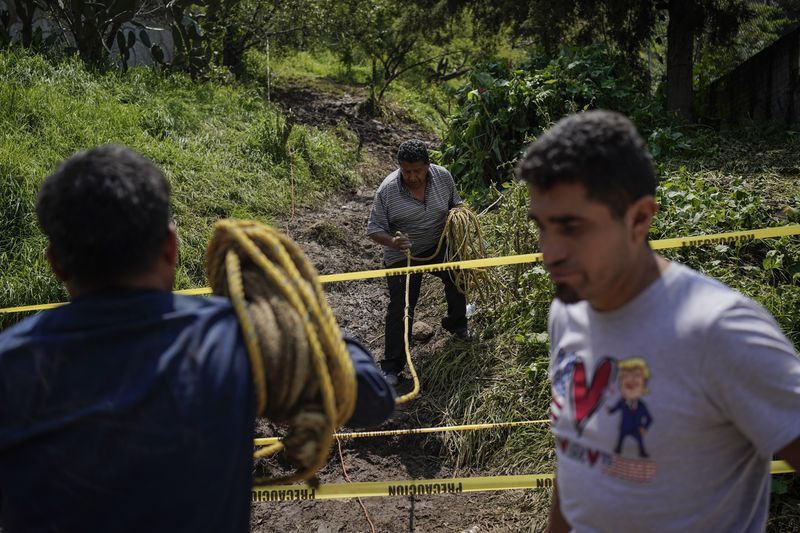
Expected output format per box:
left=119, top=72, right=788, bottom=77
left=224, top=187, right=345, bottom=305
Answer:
left=773, top=460, right=794, bottom=474
left=252, top=461, right=795, bottom=502
left=649, top=224, right=800, bottom=251
left=3, top=225, right=799, bottom=315
left=318, top=224, right=800, bottom=282
left=0, top=301, right=64, bottom=314
left=254, top=419, right=549, bottom=446
left=252, top=473, right=556, bottom=502
left=0, top=286, right=214, bottom=314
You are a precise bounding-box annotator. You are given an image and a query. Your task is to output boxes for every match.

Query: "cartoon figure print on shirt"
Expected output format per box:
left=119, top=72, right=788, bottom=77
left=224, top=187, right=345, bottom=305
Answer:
left=608, top=358, right=652, bottom=458
left=551, top=349, right=657, bottom=483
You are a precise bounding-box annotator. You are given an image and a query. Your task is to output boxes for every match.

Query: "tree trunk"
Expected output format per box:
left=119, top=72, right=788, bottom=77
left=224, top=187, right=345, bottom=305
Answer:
left=14, top=0, right=34, bottom=47
left=363, top=56, right=379, bottom=115
left=666, top=0, right=695, bottom=121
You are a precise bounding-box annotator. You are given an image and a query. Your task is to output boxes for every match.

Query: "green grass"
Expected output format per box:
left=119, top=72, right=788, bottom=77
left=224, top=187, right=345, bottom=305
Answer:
left=254, top=48, right=372, bottom=87
left=0, top=49, right=361, bottom=327
left=250, top=48, right=451, bottom=134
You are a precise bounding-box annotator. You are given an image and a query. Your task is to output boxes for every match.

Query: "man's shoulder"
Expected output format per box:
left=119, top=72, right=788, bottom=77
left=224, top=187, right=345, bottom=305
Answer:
left=650, top=262, right=775, bottom=343
left=173, top=293, right=234, bottom=313
left=0, top=294, right=237, bottom=348
left=0, top=312, right=43, bottom=350
left=376, top=169, right=401, bottom=194
left=667, top=262, right=749, bottom=310
left=429, top=164, right=453, bottom=180
left=172, top=294, right=240, bottom=337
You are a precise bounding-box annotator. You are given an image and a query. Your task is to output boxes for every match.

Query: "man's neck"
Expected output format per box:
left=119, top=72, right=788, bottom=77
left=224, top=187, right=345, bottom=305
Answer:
left=590, top=251, right=669, bottom=312
left=401, top=176, right=426, bottom=199
left=407, top=184, right=425, bottom=200
left=67, top=271, right=174, bottom=300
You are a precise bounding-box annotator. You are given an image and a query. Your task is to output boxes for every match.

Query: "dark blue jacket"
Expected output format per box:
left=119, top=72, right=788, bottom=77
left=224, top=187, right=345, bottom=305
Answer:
left=0, top=289, right=394, bottom=532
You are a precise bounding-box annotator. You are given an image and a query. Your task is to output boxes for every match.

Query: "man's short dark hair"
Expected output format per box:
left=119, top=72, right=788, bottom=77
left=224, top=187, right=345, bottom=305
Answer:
left=516, top=110, right=656, bottom=217
left=36, top=145, right=171, bottom=286
left=397, top=139, right=430, bottom=164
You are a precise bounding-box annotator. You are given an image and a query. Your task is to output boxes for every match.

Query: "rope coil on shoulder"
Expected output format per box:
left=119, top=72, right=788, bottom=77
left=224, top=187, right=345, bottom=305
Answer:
left=206, top=219, right=357, bottom=484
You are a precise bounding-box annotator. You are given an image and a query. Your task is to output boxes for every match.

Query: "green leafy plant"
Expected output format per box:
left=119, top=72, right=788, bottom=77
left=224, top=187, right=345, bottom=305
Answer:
left=439, top=45, right=656, bottom=201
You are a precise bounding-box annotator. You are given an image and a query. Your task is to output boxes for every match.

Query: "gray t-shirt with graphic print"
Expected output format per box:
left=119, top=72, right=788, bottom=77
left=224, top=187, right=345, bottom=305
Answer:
left=548, top=262, right=800, bottom=533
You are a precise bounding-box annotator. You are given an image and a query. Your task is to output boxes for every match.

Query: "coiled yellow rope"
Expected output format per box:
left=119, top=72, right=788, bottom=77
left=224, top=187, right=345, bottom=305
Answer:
left=206, top=219, right=357, bottom=484
left=438, top=206, right=492, bottom=303
left=411, top=205, right=492, bottom=303
left=397, top=205, right=490, bottom=404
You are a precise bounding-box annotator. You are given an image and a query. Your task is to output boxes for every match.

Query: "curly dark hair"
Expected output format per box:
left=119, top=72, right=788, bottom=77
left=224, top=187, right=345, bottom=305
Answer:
left=36, top=145, right=172, bottom=286
left=396, top=139, right=430, bottom=164
left=516, top=110, right=656, bottom=218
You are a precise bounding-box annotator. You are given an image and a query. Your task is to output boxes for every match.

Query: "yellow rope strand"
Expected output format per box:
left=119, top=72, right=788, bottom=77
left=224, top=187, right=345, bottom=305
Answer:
left=396, top=205, right=490, bottom=404
left=206, top=219, right=357, bottom=485
left=395, top=251, right=420, bottom=404
left=224, top=250, right=268, bottom=416
left=254, top=419, right=550, bottom=446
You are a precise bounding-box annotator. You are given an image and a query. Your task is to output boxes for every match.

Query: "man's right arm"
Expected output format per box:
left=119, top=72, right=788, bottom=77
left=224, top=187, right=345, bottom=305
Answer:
left=703, top=299, right=800, bottom=464
left=545, top=484, right=571, bottom=533
left=344, top=335, right=395, bottom=428
left=368, top=231, right=410, bottom=251
left=546, top=304, right=570, bottom=533
left=366, top=186, right=410, bottom=252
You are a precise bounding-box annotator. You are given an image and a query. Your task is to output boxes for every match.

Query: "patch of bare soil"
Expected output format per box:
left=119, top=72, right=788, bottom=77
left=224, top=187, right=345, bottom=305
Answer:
left=250, top=83, right=536, bottom=532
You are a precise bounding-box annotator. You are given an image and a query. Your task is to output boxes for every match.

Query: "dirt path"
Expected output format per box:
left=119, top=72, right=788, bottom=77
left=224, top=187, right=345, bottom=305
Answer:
left=249, top=84, right=534, bottom=532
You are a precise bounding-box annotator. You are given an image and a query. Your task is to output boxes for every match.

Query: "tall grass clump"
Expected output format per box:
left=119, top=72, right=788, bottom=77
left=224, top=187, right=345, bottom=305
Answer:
left=0, top=49, right=360, bottom=328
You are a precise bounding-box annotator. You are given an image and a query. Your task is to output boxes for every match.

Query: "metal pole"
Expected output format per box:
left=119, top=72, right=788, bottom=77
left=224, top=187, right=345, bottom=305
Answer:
left=408, top=494, right=415, bottom=532
left=266, top=36, right=270, bottom=102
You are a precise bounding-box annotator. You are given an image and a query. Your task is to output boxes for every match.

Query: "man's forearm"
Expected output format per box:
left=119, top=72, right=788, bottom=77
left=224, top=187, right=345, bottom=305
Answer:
left=777, top=435, right=800, bottom=472
left=368, top=231, right=395, bottom=248
left=344, top=336, right=395, bottom=428
left=369, top=231, right=410, bottom=251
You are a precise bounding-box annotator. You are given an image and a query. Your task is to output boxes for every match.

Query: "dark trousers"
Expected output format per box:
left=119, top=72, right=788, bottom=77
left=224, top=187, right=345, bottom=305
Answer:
left=381, top=245, right=467, bottom=374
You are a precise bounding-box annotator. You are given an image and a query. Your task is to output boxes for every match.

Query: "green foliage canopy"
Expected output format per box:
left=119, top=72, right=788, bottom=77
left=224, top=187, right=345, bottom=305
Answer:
left=439, top=46, right=656, bottom=196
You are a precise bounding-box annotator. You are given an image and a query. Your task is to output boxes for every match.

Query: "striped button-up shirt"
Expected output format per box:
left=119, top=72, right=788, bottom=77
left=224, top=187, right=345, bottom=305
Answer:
left=367, top=163, right=462, bottom=265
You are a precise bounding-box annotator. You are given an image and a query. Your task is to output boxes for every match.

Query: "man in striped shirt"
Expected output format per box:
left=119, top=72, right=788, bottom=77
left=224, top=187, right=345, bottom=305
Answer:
left=367, top=139, right=469, bottom=385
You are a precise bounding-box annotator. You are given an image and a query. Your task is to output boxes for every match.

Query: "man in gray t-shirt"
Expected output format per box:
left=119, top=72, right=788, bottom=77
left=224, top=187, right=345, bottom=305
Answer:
left=516, top=110, right=800, bottom=533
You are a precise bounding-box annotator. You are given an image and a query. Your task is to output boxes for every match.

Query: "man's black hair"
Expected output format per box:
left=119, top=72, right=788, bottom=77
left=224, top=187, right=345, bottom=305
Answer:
left=36, top=145, right=171, bottom=286
left=397, top=139, right=430, bottom=164
left=516, top=110, right=656, bottom=217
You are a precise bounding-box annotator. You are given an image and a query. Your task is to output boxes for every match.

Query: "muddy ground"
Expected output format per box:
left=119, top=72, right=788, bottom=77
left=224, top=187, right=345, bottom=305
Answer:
left=248, top=85, right=538, bottom=532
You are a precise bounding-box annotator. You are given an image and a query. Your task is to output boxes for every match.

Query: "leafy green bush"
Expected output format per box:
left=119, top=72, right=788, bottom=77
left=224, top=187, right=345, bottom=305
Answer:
left=439, top=45, right=656, bottom=199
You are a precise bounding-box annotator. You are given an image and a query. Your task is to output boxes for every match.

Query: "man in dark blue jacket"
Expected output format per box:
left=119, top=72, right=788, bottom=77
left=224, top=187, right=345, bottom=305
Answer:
left=0, top=145, right=395, bottom=532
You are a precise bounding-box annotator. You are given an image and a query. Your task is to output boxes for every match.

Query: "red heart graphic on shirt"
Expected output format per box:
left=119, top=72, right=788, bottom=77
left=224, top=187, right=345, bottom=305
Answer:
left=572, top=358, right=614, bottom=435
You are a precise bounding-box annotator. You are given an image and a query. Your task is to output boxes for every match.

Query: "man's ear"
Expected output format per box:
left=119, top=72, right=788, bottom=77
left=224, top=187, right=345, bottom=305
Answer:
left=163, top=223, right=178, bottom=268
left=628, top=195, right=657, bottom=244
left=46, top=245, right=68, bottom=283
